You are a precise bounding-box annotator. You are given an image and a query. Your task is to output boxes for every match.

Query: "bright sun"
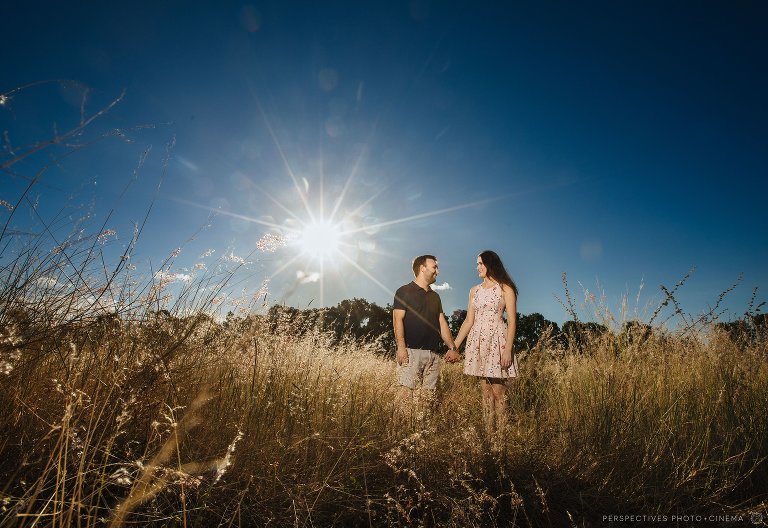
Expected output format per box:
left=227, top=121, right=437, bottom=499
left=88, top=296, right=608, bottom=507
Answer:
left=297, top=220, right=343, bottom=261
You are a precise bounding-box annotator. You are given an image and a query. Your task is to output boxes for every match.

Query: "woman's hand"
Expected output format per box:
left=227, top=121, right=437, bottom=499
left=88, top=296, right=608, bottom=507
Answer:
left=445, top=349, right=460, bottom=363
left=501, top=350, right=513, bottom=369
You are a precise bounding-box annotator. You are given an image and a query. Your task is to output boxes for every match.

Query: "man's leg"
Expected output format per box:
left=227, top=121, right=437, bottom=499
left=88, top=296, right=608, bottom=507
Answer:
left=395, top=386, right=416, bottom=429
left=419, top=351, right=441, bottom=423
left=395, top=349, right=417, bottom=428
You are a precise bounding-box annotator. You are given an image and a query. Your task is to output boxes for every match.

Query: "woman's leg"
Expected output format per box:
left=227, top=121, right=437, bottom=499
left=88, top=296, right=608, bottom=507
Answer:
left=490, top=380, right=508, bottom=434
left=480, top=378, right=495, bottom=435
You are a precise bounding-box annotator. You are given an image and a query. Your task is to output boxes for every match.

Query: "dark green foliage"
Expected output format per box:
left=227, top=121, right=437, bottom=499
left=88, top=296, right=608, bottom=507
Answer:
left=267, top=298, right=395, bottom=353
left=715, top=314, right=768, bottom=344
left=560, top=320, right=609, bottom=352
left=515, top=312, right=560, bottom=351
left=447, top=309, right=467, bottom=338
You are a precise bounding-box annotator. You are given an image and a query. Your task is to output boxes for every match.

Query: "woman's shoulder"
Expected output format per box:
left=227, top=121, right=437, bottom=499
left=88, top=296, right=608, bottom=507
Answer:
left=499, top=282, right=517, bottom=296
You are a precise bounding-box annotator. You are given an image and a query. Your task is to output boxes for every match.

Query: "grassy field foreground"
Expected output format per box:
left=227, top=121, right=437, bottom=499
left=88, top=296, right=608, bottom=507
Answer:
left=1, top=310, right=767, bottom=527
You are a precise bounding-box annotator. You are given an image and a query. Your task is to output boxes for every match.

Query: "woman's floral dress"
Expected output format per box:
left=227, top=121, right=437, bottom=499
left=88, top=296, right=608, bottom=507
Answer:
left=463, top=283, right=518, bottom=378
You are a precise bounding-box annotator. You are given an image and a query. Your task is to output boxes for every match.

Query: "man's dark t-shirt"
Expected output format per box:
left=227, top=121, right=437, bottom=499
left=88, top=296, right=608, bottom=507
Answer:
left=393, top=281, right=443, bottom=351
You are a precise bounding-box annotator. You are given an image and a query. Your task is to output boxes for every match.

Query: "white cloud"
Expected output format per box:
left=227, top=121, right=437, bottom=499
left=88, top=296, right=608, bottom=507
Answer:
left=155, top=271, right=193, bottom=284
left=175, top=273, right=192, bottom=283
left=431, top=282, right=451, bottom=291
left=223, top=252, right=245, bottom=264
left=36, top=277, right=58, bottom=288
left=296, top=270, right=320, bottom=284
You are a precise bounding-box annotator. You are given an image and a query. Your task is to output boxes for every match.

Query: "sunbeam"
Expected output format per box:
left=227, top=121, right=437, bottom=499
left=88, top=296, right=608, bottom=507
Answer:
left=339, top=195, right=507, bottom=236
left=337, top=251, right=393, bottom=298
left=268, top=252, right=303, bottom=282
left=248, top=181, right=304, bottom=223
left=169, top=197, right=287, bottom=231
left=248, top=83, right=316, bottom=224
left=328, top=143, right=368, bottom=224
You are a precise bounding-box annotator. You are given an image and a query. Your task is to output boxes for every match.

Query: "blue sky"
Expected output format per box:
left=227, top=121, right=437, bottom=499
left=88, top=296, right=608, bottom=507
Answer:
left=2, top=1, right=766, bottom=325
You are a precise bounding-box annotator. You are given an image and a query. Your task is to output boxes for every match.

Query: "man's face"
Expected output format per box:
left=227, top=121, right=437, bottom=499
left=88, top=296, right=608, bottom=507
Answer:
left=422, top=258, right=439, bottom=284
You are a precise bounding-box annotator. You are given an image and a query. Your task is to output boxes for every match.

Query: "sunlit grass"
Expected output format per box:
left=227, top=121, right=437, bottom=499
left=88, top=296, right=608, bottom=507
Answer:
left=1, top=291, right=767, bottom=526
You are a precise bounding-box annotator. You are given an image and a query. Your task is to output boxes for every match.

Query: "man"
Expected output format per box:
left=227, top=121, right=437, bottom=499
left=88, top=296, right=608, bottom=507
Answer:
left=392, top=255, right=460, bottom=405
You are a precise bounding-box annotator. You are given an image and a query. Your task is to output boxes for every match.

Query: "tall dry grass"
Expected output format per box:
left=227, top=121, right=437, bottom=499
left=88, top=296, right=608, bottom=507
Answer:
left=1, top=301, right=767, bottom=526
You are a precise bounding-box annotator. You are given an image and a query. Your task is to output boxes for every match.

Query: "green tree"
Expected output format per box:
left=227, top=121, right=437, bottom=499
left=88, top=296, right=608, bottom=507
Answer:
left=515, top=312, right=560, bottom=350
left=715, top=314, right=767, bottom=344
left=621, top=320, right=653, bottom=344
left=321, top=298, right=394, bottom=352
left=448, top=309, right=467, bottom=338
left=561, top=320, right=608, bottom=352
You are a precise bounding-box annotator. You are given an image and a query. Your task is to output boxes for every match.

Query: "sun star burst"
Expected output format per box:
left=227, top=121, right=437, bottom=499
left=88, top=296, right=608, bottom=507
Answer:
left=296, top=220, right=343, bottom=262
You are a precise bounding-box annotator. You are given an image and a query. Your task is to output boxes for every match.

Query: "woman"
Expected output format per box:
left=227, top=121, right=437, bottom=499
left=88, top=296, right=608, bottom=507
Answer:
left=454, top=250, right=519, bottom=435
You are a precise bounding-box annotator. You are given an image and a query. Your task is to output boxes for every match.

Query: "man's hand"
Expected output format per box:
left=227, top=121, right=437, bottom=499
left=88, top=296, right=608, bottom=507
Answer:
left=445, top=349, right=460, bottom=363
left=396, top=347, right=409, bottom=366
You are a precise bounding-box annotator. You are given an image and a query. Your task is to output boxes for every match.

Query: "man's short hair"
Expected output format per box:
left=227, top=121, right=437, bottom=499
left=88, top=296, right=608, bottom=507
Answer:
left=412, top=254, right=437, bottom=277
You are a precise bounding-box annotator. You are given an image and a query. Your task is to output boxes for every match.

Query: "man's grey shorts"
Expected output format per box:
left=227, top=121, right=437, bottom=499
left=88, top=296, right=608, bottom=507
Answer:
left=398, top=348, right=441, bottom=390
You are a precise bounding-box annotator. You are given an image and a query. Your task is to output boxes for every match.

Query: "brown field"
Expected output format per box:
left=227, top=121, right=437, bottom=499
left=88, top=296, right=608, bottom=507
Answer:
left=1, top=296, right=766, bottom=526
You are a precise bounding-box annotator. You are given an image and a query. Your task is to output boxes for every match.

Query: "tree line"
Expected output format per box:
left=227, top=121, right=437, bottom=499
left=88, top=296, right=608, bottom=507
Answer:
left=258, top=298, right=767, bottom=355
left=261, top=300, right=617, bottom=354
left=7, top=295, right=761, bottom=357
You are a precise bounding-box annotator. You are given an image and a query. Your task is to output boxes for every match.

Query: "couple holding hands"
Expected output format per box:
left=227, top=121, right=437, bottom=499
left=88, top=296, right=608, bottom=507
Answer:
left=392, top=251, right=519, bottom=432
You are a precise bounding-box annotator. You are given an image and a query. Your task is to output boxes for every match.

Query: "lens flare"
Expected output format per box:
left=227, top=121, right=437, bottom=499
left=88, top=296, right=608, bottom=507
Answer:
left=297, top=220, right=342, bottom=261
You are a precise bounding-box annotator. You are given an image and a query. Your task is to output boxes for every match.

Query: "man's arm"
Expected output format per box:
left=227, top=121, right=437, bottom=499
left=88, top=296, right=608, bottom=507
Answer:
left=439, top=313, right=460, bottom=363
left=392, top=309, right=408, bottom=366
